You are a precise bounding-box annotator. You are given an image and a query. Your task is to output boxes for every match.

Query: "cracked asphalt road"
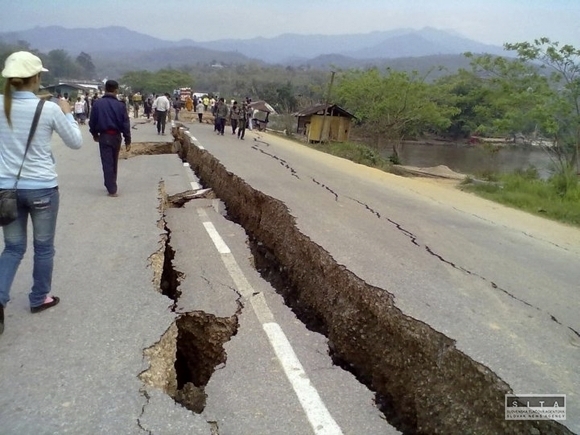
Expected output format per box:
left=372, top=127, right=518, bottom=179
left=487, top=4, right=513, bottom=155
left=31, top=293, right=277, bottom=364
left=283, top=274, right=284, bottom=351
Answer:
left=1, top=116, right=578, bottom=434
left=186, top=124, right=580, bottom=433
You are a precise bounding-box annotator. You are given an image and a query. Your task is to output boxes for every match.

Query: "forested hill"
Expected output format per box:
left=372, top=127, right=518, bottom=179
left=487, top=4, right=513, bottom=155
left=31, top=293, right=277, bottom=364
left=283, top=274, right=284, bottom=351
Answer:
left=0, top=25, right=506, bottom=65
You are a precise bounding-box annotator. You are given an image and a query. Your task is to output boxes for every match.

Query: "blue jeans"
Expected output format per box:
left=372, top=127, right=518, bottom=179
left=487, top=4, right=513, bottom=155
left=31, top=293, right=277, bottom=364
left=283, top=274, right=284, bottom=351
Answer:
left=0, top=187, right=59, bottom=308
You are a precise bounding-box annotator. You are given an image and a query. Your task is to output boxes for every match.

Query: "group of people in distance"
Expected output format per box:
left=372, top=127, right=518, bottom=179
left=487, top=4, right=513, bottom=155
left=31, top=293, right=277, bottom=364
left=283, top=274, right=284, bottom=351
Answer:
left=128, top=92, right=257, bottom=140
left=212, top=97, right=253, bottom=140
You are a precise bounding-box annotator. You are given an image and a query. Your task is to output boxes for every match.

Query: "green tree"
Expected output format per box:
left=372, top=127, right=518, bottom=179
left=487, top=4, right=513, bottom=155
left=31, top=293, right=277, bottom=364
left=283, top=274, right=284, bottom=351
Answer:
left=504, top=38, right=580, bottom=172
left=464, top=39, right=580, bottom=190
left=335, top=68, right=458, bottom=161
left=45, top=49, right=80, bottom=79
left=120, top=69, right=194, bottom=95
left=76, top=52, right=96, bottom=78
left=464, top=52, right=553, bottom=140
left=433, top=69, right=493, bottom=139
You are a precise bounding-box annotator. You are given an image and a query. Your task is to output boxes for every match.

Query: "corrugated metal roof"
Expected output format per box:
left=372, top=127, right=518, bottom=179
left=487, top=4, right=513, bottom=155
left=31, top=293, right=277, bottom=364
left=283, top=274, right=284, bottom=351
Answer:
left=295, top=104, right=356, bottom=119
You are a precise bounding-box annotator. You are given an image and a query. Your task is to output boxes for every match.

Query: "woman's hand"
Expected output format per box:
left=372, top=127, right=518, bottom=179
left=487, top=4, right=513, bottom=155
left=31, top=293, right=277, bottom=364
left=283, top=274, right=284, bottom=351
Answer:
left=58, top=99, right=71, bottom=114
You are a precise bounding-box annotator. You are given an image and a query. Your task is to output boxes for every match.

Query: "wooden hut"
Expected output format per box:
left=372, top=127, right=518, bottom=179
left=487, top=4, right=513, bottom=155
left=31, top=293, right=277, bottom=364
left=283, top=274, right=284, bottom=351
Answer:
left=295, top=104, right=356, bottom=143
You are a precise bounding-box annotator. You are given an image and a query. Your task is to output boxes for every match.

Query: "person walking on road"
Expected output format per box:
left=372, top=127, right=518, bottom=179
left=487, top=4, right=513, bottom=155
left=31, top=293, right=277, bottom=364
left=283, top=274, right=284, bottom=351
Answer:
left=143, top=98, right=152, bottom=120
left=74, top=97, right=87, bottom=125
left=196, top=100, right=204, bottom=123
left=173, top=96, right=182, bottom=121
left=246, top=102, right=253, bottom=131
left=229, top=101, right=240, bottom=135
left=0, top=51, right=83, bottom=333
left=185, top=95, right=193, bottom=112
left=215, top=98, right=229, bottom=135
left=89, top=80, right=131, bottom=197
left=152, top=93, right=170, bottom=135
left=238, top=101, right=247, bottom=140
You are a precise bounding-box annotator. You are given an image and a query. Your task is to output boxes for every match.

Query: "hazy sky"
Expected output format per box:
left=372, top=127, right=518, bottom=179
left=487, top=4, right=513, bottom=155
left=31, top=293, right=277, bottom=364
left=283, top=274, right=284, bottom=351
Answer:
left=2, top=0, right=579, bottom=47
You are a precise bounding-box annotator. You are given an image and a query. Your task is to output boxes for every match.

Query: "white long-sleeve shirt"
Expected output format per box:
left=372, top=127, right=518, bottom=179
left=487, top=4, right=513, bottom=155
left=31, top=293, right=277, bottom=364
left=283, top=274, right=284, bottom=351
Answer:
left=152, top=95, right=170, bottom=112
left=0, top=91, right=82, bottom=189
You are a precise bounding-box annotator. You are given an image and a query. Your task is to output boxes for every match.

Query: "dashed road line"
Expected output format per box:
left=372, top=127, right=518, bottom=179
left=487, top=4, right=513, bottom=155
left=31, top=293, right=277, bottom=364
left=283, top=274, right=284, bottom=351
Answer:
left=183, top=162, right=203, bottom=190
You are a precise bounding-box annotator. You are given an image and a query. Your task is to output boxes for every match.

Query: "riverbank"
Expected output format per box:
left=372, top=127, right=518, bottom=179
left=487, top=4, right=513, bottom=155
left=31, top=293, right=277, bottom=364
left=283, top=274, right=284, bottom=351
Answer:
left=461, top=171, right=580, bottom=227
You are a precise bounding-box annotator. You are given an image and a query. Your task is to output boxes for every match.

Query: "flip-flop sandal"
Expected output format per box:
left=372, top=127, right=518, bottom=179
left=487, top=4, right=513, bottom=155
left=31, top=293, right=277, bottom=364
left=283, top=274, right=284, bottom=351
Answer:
left=31, top=296, right=60, bottom=314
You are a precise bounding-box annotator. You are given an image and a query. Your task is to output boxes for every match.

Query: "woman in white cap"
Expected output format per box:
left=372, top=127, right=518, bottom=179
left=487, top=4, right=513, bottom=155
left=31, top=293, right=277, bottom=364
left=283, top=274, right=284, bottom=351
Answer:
left=0, top=51, right=82, bottom=335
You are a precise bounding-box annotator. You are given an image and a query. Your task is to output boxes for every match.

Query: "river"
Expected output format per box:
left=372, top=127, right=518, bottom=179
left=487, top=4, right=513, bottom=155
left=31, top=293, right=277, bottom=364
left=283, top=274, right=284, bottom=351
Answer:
left=385, top=142, right=557, bottom=178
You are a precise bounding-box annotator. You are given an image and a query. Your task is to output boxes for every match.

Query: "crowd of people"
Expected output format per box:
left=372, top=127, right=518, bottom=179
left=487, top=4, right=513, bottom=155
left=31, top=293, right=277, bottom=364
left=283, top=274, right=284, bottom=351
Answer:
left=123, top=92, right=263, bottom=139
left=54, top=88, right=270, bottom=141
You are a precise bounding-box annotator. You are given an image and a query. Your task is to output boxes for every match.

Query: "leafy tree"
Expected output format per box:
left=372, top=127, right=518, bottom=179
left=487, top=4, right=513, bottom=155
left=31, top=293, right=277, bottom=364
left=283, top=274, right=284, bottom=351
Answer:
left=463, top=39, right=580, bottom=189
left=433, top=69, right=492, bottom=138
left=45, top=49, right=80, bottom=79
left=76, top=52, right=96, bottom=78
left=503, top=38, right=580, bottom=172
left=253, top=80, right=298, bottom=112
left=335, top=68, right=458, bottom=160
left=120, top=68, right=194, bottom=95
left=464, top=52, right=553, bottom=139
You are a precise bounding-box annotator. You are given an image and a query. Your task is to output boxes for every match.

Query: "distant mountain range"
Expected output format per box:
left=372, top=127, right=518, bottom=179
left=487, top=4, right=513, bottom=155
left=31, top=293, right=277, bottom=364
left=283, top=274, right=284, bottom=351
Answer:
left=0, top=25, right=506, bottom=66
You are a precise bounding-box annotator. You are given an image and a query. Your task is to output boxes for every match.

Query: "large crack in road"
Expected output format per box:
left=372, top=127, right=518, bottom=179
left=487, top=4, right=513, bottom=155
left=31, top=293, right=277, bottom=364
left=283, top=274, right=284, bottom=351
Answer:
left=140, top=177, right=240, bottom=431
left=130, top=135, right=574, bottom=433
left=251, top=137, right=580, bottom=347
left=169, top=132, right=574, bottom=435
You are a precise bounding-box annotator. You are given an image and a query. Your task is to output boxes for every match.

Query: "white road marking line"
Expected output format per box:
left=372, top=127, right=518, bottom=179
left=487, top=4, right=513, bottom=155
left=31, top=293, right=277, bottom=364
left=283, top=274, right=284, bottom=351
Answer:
left=202, top=222, right=231, bottom=254
left=196, top=208, right=343, bottom=435
left=184, top=131, right=197, bottom=142
left=263, top=322, right=343, bottom=435
left=182, top=161, right=202, bottom=191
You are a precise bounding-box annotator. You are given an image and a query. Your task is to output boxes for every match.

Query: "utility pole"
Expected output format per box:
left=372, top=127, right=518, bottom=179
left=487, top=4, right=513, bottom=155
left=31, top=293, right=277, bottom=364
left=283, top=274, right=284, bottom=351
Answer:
left=320, top=70, right=336, bottom=143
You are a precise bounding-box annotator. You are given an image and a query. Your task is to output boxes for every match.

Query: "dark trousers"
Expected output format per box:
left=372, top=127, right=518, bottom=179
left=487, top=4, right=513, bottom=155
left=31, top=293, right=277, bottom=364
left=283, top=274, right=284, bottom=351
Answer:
left=197, top=113, right=203, bottom=123
left=155, top=110, right=167, bottom=133
left=217, top=117, right=226, bottom=134
left=230, top=119, right=238, bottom=134
left=99, top=133, right=121, bottom=194
left=238, top=120, right=246, bottom=139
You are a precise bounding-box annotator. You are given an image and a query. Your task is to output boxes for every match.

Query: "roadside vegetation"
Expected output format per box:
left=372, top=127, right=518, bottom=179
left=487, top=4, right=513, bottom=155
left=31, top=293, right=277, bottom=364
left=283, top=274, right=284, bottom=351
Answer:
left=306, top=140, right=392, bottom=171
left=462, top=168, right=580, bottom=226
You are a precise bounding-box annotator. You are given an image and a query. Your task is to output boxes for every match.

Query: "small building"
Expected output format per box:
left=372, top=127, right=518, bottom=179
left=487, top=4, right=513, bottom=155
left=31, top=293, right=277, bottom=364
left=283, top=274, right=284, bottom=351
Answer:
left=295, top=104, right=356, bottom=143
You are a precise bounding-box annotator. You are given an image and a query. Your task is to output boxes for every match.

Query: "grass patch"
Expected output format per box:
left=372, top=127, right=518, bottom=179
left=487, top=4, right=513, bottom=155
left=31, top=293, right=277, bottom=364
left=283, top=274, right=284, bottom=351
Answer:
left=307, top=141, right=392, bottom=171
left=268, top=130, right=392, bottom=171
left=462, top=171, right=580, bottom=226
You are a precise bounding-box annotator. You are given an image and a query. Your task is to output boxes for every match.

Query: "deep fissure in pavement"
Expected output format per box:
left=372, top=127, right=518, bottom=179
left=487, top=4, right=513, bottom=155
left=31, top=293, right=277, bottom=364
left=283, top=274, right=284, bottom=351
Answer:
left=175, top=131, right=573, bottom=435
left=160, top=223, right=182, bottom=306
left=121, top=141, right=175, bottom=158
left=174, top=312, right=239, bottom=413
left=141, top=180, right=239, bottom=417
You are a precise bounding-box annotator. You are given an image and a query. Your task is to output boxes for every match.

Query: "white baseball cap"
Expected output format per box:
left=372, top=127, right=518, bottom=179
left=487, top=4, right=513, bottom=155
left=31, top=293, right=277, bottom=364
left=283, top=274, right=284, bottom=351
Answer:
left=2, top=51, right=49, bottom=78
